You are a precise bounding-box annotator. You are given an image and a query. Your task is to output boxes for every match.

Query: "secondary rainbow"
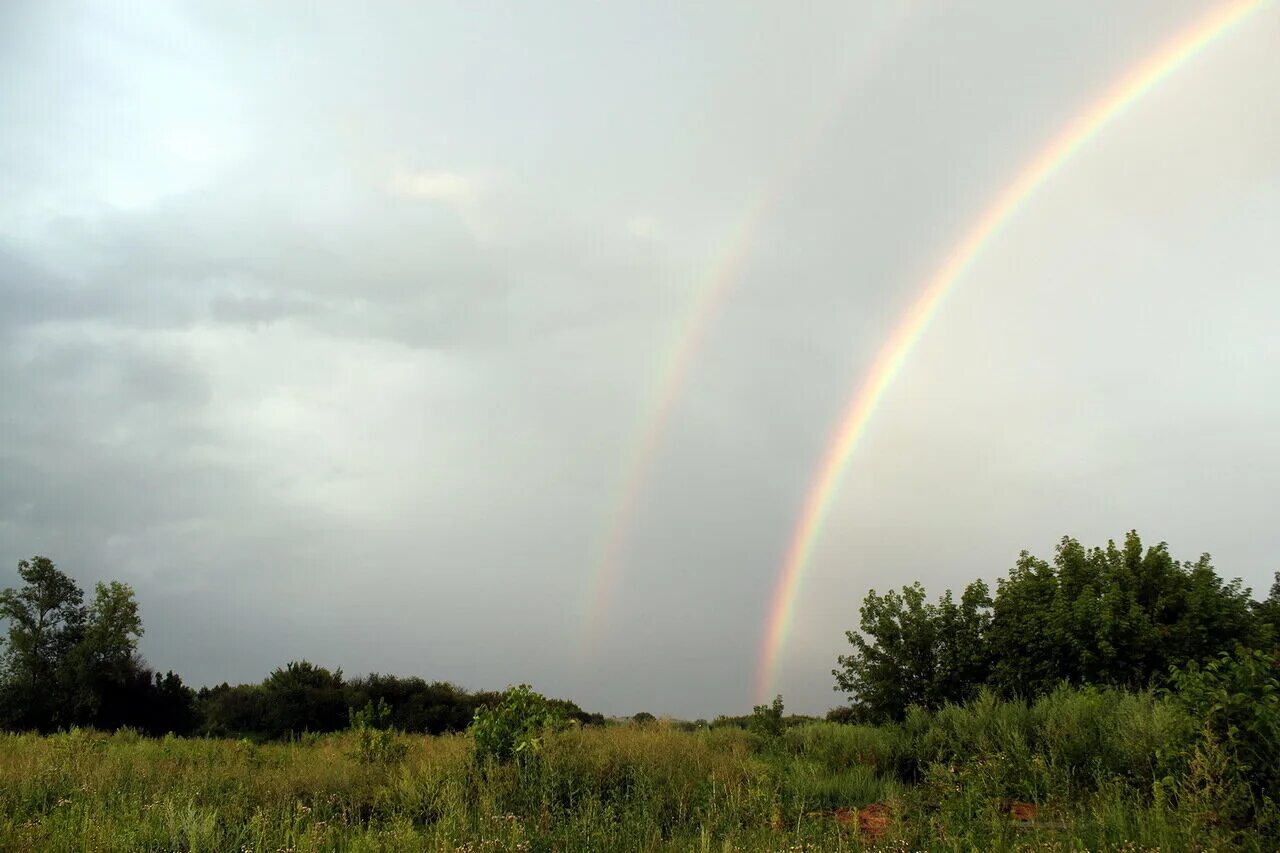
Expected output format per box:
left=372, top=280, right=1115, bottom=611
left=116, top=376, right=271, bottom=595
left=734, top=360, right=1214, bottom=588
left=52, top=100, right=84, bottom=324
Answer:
left=582, top=4, right=915, bottom=649
left=580, top=199, right=769, bottom=647
left=755, top=0, right=1269, bottom=702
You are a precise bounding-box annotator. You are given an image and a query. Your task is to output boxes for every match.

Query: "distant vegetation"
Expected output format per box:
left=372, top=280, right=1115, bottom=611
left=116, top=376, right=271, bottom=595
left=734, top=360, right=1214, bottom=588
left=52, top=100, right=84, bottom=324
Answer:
left=833, top=531, right=1278, bottom=722
left=1, top=532, right=1277, bottom=849
left=0, top=556, right=601, bottom=740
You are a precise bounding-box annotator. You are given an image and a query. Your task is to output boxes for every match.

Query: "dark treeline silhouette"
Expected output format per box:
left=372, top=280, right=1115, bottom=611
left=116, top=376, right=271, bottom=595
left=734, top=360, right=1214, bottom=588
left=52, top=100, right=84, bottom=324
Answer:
left=197, top=663, right=602, bottom=740
left=0, top=556, right=602, bottom=738
left=833, top=531, right=1280, bottom=722
left=0, top=557, right=195, bottom=735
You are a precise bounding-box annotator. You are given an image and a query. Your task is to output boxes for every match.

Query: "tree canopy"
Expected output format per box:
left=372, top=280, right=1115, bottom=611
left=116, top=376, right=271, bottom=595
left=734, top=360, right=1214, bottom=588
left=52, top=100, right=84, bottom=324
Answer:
left=834, top=532, right=1278, bottom=722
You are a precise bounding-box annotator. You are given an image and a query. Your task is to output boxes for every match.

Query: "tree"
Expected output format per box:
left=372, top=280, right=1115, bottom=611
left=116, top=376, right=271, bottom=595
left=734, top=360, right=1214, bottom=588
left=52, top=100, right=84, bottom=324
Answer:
left=0, top=557, right=86, bottom=728
left=833, top=580, right=992, bottom=721
left=836, top=533, right=1269, bottom=721
left=749, top=695, right=785, bottom=739
left=0, top=558, right=192, bottom=734
left=1257, top=572, right=1280, bottom=647
left=986, top=549, right=1063, bottom=698
left=261, top=661, right=347, bottom=738
left=66, top=581, right=145, bottom=723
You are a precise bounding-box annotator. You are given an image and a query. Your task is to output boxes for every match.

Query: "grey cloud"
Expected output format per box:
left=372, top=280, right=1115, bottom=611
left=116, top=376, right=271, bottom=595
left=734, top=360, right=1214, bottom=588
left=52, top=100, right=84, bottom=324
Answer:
left=1, top=0, right=1277, bottom=717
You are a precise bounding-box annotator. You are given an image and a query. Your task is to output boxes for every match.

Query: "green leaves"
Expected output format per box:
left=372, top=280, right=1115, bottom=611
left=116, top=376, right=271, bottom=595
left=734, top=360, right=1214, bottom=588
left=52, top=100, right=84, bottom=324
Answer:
left=1167, top=646, right=1280, bottom=820
left=834, top=580, right=992, bottom=721
left=749, top=694, right=785, bottom=739
left=836, top=532, right=1271, bottom=723
left=0, top=558, right=197, bottom=735
left=347, top=698, right=405, bottom=764
left=469, top=684, right=566, bottom=765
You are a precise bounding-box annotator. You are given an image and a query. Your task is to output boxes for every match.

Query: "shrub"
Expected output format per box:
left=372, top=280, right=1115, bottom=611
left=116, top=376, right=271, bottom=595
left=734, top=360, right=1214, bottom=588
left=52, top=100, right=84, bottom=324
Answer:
left=348, top=698, right=405, bottom=765
left=749, top=695, right=785, bottom=740
left=470, top=684, right=565, bottom=765
left=1168, top=646, right=1280, bottom=825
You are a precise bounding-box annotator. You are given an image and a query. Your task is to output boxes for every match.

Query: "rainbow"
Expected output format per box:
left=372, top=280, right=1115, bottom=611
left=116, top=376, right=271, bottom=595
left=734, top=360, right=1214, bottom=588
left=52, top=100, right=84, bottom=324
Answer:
left=755, top=0, right=1270, bottom=702
left=580, top=200, right=768, bottom=647
left=582, top=5, right=916, bottom=649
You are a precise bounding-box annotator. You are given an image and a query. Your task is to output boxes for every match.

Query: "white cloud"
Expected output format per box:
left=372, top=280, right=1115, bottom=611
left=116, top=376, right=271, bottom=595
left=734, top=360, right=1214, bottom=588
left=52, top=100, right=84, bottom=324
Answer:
left=626, top=215, right=662, bottom=241
left=385, top=169, right=497, bottom=238
left=387, top=169, right=482, bottom=204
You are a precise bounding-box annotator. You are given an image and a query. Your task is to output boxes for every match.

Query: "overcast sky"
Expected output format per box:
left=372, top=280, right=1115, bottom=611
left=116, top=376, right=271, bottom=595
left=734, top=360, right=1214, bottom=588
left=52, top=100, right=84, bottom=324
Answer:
left=2, top=1, right=1277, bottom=717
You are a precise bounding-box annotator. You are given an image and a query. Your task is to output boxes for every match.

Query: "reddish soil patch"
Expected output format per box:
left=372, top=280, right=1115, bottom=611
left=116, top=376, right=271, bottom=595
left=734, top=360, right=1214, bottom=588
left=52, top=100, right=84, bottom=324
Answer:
left=856, top=802, right=892, bottom=840
left=1008, top=801, right=1038, bottom=822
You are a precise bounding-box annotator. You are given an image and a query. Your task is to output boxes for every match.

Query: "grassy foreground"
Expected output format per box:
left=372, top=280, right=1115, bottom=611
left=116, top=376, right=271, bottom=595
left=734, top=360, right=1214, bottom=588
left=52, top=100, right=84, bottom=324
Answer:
left=1, top=686, right=1271, bottom=852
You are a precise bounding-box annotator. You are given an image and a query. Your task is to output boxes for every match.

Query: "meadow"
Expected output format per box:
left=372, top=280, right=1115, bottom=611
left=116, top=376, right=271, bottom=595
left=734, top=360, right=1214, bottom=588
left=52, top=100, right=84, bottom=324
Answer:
left=1, top=684, right=1272, bottom=853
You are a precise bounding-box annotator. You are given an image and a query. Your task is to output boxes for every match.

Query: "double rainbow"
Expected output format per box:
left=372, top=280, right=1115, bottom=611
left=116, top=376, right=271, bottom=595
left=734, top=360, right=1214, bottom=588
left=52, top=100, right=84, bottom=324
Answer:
left=755, top=0, right=1270, bottom=702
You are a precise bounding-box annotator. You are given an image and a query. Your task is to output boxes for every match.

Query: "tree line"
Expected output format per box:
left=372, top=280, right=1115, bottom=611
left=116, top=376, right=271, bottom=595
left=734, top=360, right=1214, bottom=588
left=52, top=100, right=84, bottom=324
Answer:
left=0, top=556, right=602, bottom=738
left=833, top=530, right=1280, bottom=722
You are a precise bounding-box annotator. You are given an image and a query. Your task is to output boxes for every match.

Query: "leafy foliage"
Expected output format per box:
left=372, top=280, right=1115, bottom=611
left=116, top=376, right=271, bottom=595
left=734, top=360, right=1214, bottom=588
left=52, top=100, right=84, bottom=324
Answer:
left=348, top=698, right=406, bottom=764
left=749, top=694, right=785, bottom=739
left=834, top=580, right=991, bottom=720
left=0, top=557, right=195, bottom=734
left=835, top=532, right=1271, bottom=721
left=1167, top=646, right=1280, bottom=825
left=470, top=684, right=565, bottom=764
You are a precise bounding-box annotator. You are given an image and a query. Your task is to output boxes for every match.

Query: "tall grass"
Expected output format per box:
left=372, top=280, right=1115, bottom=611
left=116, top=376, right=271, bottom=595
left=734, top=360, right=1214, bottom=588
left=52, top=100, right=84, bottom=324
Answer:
left=0, top=686, right=1268, bottom=851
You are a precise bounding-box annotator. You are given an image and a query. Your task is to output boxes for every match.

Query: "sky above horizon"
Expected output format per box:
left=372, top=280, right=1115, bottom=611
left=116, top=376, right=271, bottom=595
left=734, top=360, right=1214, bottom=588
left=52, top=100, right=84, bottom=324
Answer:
left=2, top=1, right=1278, bottom=718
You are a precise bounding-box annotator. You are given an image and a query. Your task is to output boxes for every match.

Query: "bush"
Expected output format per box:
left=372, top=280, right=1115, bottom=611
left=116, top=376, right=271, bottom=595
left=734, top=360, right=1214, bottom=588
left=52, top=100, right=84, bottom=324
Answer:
left=470, top=684, right=565, bottom=765
left=1168, top=646, right=1280, bottom=825
left=825, top=704, right=869, bottom=725
left=348, top=698, right=405, bottom=765
left=749, top=695, right=785, bottom=740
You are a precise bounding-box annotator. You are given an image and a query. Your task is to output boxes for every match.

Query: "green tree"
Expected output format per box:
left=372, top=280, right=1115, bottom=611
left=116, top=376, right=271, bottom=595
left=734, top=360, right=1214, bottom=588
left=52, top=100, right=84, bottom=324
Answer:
left=749, top=694, right=785, bottom=739
left=81, top=581, right=143, bottom=671
left=0, top=557, right=86, bottom=728
left=1257, top=572, right=1280, bottom=647
left=838, top=532, right=1267, bottom=721
left=834, top=579, right=992, bottom=721
left=66, top=581, right=145, bottom=720
left=987, top=549, right=1063, bottom=698
left=987, top=533, right=1259, bottom=696
left=262, top=661, right=347, bottom=738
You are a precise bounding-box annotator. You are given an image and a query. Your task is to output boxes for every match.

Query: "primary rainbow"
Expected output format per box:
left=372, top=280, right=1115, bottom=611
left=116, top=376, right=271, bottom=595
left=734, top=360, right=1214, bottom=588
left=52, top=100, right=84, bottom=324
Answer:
left=755, top=0, right=1269, bottom=702
left=581, top=4, right=915, bottom=648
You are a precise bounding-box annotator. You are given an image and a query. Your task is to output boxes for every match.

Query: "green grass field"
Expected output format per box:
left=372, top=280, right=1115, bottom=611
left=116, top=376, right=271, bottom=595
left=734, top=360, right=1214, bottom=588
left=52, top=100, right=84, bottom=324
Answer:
left=1, top=686, right=1269, bottom=852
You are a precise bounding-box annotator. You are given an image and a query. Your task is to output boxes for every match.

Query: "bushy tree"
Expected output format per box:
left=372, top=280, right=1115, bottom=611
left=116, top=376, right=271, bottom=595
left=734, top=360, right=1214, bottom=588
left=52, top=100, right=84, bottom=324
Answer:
left=834, top=579, right=991, bottom=721
left=65, top=581, right=145, bottom=723
left=262, top=661, right=347, bottom=738
left=470, top=684, right=565, bottom=764
left=1252, top=572, right=1280, bottom=648
left=835, top=533, right=1269, bottom=721
left=0, top=557, right=86, bottom=727
left=749, top=695, right=785, bottom=739
left=0, top=557, right=194, bottom=734
left=989, top=533, right=1259, bottom=696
